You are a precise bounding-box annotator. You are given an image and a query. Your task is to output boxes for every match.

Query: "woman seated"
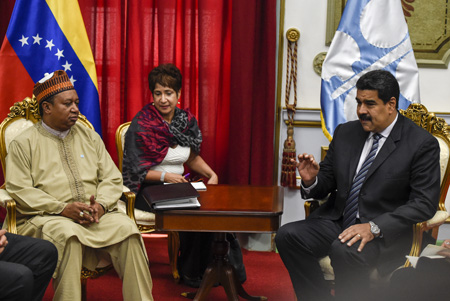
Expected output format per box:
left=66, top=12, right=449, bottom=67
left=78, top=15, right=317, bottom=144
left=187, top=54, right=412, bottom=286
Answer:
left=122, top=63, right=245, bottom=287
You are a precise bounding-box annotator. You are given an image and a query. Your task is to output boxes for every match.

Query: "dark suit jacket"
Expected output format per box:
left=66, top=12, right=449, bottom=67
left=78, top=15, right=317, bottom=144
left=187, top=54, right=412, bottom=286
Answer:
left=303, top=113, right=440, bottom=251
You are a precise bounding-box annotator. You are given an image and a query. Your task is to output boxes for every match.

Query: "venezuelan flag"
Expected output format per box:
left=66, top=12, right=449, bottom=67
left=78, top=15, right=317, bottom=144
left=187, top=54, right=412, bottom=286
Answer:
left=0, top=0, right=101, bottom=134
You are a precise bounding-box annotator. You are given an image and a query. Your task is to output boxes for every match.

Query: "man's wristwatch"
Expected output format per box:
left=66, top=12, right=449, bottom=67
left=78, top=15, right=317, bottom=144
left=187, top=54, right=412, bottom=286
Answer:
left=369, top=221, right=381, bottom=238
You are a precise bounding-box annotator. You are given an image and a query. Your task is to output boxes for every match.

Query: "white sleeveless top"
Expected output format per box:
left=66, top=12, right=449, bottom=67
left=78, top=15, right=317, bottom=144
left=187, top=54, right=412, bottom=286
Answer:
left=150, top=145, right=191, bottom=175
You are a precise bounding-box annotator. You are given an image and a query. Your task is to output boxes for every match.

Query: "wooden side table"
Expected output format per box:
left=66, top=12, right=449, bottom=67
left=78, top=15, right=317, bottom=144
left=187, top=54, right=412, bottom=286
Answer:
left=155, top=185, right=284, bottom=301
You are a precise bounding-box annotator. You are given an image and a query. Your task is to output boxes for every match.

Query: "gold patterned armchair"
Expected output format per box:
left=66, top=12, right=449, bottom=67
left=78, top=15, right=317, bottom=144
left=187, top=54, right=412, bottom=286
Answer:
left=115, top=121, right=181, bottom=282
left=304, top=103, right=450, bottom=285
left=0, top=97, right=130, bottom=300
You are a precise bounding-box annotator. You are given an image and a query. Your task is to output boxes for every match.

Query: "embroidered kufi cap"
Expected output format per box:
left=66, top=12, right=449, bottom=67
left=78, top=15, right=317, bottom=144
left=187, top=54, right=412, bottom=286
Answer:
left=33, top=70, right=74, bottom=103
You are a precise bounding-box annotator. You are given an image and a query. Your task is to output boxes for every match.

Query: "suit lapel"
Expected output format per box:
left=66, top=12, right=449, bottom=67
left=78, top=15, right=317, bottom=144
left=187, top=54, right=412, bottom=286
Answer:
left=365, top=114, right=403, bottom=179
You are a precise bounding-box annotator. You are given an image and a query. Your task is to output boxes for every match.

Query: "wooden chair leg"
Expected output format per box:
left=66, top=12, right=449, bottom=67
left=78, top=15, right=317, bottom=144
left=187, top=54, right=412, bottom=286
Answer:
left=81, top=277, right=87, bottom=301
left=168, top=231, right=181, bottom=282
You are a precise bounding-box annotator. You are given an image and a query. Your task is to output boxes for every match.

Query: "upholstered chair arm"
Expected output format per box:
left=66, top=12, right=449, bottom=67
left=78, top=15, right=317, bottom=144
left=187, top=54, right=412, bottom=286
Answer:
left=426, top=210, right=449, bottom=228
left=0, top=186, right=12, bottom=207
left=121, top=186, right=137, bottom=223
left=119, top=186, right=155, bottom=233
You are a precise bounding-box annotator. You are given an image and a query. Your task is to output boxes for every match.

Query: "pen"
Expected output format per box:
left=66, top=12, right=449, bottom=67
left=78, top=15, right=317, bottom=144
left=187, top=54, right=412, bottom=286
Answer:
left=183, top=173, right=190, bottom=178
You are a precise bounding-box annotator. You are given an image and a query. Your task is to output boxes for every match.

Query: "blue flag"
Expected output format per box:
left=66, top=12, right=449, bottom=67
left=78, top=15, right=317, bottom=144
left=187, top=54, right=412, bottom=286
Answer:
left=320, top=0, right=420, bottom=140
left=0, top=0, right=102, bottom=134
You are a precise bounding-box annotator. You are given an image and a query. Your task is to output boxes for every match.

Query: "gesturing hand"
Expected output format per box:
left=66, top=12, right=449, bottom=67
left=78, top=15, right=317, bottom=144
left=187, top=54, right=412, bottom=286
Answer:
left=61, top=202, right=94, bottom=225
left=291, top=153, right=320, bottom=187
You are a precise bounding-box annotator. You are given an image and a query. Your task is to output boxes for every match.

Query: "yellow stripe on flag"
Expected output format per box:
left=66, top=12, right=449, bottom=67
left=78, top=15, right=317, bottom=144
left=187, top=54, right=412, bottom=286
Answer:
left=46, top=0, right=98, bottom=90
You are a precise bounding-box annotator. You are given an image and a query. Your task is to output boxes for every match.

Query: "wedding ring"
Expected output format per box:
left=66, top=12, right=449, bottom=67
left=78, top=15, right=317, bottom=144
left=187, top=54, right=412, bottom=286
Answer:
left=357, top=234, right=361, bottom=238
left=79, top=211, right=84, bottom=217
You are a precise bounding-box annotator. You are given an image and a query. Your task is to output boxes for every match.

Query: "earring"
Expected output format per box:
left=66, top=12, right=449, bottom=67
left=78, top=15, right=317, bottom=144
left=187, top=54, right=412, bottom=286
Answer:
left=178, top=102, right=180, bottom=104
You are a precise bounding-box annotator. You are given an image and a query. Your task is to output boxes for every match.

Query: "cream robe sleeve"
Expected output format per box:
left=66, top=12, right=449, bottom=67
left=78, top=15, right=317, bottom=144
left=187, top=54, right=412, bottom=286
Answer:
left=6, top=139, right=66, bottom=215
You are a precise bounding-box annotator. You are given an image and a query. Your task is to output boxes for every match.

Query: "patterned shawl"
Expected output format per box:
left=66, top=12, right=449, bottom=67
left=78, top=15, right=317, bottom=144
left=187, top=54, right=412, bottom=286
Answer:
left=122, top=104, right=202, bottom=193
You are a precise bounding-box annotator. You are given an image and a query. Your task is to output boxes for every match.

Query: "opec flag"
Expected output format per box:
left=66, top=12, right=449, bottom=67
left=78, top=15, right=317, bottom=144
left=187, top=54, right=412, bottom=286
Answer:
left=320, top=0, right=420, bottom=140
left=0, top=0, right=101, bottom=134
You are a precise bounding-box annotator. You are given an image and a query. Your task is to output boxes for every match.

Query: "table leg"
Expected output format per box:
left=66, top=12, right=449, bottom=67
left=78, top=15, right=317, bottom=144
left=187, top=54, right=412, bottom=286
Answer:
left=182, top=232, right=266, bottom=301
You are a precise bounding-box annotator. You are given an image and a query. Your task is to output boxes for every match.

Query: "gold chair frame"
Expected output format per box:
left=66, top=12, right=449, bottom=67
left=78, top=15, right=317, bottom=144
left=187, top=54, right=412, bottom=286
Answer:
left=399, top=104, right=450, bottom=261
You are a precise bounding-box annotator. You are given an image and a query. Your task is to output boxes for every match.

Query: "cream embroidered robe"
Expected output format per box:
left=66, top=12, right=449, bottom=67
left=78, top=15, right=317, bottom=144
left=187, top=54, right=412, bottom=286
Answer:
left=5, top=122, right=146, bottom=277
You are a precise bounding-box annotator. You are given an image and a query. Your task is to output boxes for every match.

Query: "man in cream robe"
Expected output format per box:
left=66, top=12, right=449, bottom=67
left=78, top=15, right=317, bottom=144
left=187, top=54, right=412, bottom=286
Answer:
left=5, top=70, right=153, bottom=301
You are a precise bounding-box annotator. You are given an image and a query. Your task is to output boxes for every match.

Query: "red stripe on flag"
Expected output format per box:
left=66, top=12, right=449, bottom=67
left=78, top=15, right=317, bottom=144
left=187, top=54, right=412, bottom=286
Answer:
left=0, top=37, right=35, bottom=120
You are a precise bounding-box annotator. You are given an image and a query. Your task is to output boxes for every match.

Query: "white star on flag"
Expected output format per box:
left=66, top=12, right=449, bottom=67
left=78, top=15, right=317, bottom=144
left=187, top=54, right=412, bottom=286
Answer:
left=32, top=33, right=42, bottom=45
left=62, top=61, right=72, bottom=71
left=55, top=48, right=64, bottom=60
left=19, top=35, right=29, bottom=46
left=45, top=39, right=55, bottom=51
left=69, top=75, right=77, bottom=85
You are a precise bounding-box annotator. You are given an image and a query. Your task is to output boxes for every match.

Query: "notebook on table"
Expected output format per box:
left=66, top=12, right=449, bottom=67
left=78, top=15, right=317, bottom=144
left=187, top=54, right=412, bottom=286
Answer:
left=191, top=181, right=207, bottom=191
left=141, top=182, right=201, bottom=210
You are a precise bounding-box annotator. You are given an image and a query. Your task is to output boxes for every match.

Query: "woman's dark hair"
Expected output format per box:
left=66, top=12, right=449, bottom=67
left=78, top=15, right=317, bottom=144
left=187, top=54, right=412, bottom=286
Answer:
left=148, top=64, right=182, bottom=95
left=356, top=70, right=400, bottom=109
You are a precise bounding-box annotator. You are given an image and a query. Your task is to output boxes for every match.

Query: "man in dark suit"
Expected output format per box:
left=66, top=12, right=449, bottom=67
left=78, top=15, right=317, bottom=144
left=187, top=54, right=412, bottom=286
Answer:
left=275, top=70, right=440, bottom=301
left=0, top=229, right=58, bottom=300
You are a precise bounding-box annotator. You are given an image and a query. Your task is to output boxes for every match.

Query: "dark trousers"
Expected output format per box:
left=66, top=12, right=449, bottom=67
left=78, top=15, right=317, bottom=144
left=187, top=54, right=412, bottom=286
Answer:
left=0, top=233, right=58, bottom=301
left=178, top=232, right=215, bottom=279
left=275, top=218, right=383, bottom=301
left=135, top=192, right=217, bottom=281
left=178, top=232, right=247, bottom=283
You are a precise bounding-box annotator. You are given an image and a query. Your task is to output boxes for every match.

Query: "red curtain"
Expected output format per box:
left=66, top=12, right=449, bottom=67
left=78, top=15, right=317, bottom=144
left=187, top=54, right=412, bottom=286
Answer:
left=0, top=0, right=276, bottom=186
left=227, top=0, right=277, bottom=184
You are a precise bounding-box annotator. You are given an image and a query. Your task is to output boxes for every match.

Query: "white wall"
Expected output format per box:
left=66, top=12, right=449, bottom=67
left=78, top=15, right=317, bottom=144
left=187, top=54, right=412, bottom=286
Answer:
left=278, top=0, right=450, bottom=239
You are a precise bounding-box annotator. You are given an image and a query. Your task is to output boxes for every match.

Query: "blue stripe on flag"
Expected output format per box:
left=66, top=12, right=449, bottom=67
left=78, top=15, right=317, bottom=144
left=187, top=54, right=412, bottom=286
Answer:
left=6, top=0, right=102, bottom=134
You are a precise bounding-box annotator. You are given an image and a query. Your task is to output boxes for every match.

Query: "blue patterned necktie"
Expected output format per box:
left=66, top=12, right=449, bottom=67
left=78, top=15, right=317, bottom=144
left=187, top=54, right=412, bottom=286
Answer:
left=342, top=133, right=382, bottom=229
